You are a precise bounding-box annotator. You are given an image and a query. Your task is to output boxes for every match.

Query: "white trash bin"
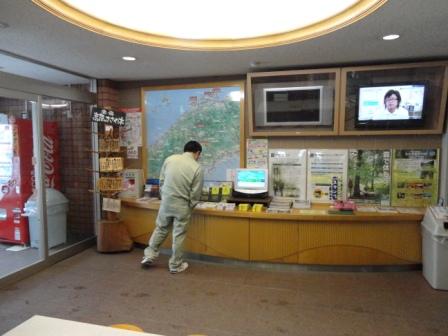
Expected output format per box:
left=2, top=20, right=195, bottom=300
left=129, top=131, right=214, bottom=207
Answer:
left=421, top=207, right=448, bottom=290
left=25, top=188, right=69, bottom=248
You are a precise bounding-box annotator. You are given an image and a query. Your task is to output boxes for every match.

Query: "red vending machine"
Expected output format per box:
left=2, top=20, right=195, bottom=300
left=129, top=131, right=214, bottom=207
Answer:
left=0, top=118, right=60, bottom=245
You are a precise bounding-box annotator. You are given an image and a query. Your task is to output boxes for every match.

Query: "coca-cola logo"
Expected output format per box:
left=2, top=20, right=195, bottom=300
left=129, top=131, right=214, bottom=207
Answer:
left=31, top=135, right=57, bottom=189
left=43, top=136, right=55, bottom=175
left=43, top=135, right=56, bottom=188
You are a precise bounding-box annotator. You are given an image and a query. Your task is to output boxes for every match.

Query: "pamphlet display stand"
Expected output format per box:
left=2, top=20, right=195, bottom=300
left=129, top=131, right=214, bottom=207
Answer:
left=92, top=107, right=133, bottom=252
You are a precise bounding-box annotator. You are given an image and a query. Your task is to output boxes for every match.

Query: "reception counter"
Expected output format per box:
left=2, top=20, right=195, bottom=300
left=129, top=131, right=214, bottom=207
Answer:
left=120, top=198, right=424, bottom=266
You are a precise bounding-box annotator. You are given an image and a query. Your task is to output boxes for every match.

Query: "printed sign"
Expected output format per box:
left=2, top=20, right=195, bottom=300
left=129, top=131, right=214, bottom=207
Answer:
left=91, top=107, right=126, bottom=126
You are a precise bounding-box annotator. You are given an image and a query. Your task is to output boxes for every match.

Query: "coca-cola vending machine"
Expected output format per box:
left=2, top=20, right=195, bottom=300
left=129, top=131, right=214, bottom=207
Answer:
left=0, top=118, right=60, bottom=245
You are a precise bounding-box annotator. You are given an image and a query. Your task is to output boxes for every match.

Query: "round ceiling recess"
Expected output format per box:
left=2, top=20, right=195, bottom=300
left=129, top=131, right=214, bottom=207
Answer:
left=33, top=0, right=386, bottom=50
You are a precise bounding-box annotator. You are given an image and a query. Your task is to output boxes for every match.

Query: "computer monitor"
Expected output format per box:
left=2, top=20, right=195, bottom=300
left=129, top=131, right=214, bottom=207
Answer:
left=233, top=168, right=268, bottom=196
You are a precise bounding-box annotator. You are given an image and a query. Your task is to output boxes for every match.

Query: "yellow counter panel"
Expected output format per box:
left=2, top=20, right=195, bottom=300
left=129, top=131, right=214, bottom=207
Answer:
left=120, top=198, right=423, bottom=266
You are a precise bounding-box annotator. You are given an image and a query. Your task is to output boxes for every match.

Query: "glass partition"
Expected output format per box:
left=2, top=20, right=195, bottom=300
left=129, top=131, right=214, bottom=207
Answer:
left=41, top=97, right=95, bottom=255
left=0, top=95, right=43, bottom=277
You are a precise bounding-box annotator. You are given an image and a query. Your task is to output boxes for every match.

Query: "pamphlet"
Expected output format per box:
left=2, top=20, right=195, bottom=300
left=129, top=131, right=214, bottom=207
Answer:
left=119, top=169, right=143, bottom=198
left=396, top=207, right=426, bottom=214
left=299, top=209, right=327, bottom=215
left=196, top=202, right=218, bottom=209
left=377, top=206, right=398, bottom=213
left=356, top=206, right=378, bottom=213
left=102, top=197, right=121, bottom=213
left=292, top=200, right=311, bottom=209
left=201, top=181, right=233, bottom=202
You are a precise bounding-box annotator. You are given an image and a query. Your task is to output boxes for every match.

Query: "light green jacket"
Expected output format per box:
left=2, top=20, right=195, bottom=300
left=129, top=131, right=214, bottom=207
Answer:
left=159, top=152, right=204, bottom=210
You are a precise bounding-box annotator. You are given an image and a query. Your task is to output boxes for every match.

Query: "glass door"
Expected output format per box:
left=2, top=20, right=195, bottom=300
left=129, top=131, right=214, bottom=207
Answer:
left=0, top=94, right=44, bottom=277
left=41, top=97, right=95, bottom=255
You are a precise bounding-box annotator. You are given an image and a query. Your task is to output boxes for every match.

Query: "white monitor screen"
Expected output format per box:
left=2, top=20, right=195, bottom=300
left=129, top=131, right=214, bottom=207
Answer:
left=358, top=84, right=425, bottom=121
left=234, top=169, right=268, bottom=194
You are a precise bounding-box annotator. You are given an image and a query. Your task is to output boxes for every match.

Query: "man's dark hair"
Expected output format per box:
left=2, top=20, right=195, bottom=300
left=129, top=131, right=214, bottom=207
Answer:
left=384, top=89, right=402, bottom=107
left=184, top=140, right=202, bottom=153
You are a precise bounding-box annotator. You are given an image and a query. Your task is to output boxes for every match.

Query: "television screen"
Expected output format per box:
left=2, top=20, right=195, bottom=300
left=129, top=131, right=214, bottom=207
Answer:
left=234, top=168, right=268, bottom=194
left=264, top=86, right=323, bottom=126
left=356, top=84, right=425, bottom=127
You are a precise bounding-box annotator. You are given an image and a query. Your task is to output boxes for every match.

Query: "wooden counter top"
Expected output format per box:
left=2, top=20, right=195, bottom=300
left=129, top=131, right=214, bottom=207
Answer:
left=121, top=198, right=425, bottom=222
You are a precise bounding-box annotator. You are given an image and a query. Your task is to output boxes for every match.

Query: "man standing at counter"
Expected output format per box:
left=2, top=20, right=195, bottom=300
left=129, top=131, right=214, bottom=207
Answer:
left=141, top=140, right=204, bottom=274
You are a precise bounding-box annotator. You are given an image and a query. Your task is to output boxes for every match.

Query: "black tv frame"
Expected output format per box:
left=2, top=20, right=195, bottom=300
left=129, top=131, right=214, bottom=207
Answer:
left=354, top=82, right=427, bottom=130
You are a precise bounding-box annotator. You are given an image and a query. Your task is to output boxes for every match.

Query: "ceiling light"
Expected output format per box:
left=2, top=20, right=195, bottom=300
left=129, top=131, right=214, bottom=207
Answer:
left=33, top=0, right=386, bottom=50
left=42, top=103, right=69, bottom=108
left=122, top=56, right=136, bottom=61
left=382, top=34, right=400, bottom=41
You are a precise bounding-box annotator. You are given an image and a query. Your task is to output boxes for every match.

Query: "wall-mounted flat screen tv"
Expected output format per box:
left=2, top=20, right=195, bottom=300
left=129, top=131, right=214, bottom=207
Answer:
left=253, top=82, right=333, bottom=128
left=356, top=83, right=426, bottom=128
left=263, top=86, right=323, bottom=126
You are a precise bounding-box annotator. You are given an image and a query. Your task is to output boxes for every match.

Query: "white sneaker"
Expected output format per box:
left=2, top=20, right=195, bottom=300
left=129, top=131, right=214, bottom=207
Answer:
left=170, top=262, right=189, bottom=274
left=141, top=257, right=154, bottom=268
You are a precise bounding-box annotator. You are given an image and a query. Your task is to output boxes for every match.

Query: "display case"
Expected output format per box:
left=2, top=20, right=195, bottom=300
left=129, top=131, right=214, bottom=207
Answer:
left=340, top=61, right=448, bottom=135
left=247, top=69, right=340, bottom=136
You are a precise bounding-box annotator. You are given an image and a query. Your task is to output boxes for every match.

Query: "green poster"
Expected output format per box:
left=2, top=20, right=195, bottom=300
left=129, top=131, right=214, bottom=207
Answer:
left=391, top=149, right=439, bottom=207
left=348, top=149, right=391, bottom=205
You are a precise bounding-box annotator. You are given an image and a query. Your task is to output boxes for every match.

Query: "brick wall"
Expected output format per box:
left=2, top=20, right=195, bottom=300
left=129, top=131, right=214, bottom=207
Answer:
left=97, top=79, right=119, bottom=110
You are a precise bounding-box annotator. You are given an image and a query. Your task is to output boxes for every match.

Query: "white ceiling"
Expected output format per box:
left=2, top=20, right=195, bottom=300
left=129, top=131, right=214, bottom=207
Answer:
left=0, top=0, right=447, bottom=85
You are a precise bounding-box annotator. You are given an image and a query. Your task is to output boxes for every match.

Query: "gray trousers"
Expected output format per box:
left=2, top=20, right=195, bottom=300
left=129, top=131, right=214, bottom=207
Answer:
left=144, top=203, right=191, bottom=270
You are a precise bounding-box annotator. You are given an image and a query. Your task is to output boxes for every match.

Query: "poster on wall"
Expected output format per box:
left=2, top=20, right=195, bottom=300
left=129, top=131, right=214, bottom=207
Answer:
left=119, top=109, right=142, bottom=147
left=307, top=149, right=348, bottom=203
left=347, top=149, right=391, bottom=205
left=391, top=149, right=439, bottom=207
left=144, top=82, right=243, bottom=181
left=247, top=139, right=268, bottom=169
left=269, top=149, right=307, bottom=199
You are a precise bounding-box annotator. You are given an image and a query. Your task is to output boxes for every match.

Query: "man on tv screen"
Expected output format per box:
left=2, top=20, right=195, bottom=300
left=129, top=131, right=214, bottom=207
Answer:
left=375, top=89, right=409, bottom=120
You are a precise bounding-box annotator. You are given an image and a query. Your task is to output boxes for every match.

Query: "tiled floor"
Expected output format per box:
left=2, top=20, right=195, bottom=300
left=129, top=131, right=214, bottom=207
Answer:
left=0, top=247, right=447, bottom=336
left=0, top=234, right=93, bottom=278
left=0, top=243, right=40, bottom=278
